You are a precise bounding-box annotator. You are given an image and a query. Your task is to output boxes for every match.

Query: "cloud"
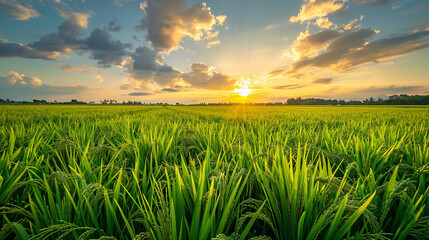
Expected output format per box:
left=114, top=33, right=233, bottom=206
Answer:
left=80, top=28, right=131, bottom=67
left=343, top=16, right=364, bottom=30
left=207, top=40, right=221, bottom=48
left=291, top=27, right=429, bottom=72
left=126, top=46, right=181, bottom=86
left=2, top=10, right=130, bottom=67
left=128, top=92, right=152, bottom=96
left=1, top=10, right=90, bottom=58
left=127, top=48, right=233, bottom=90
left=0, top=71, right=93, bottom=99
left=272, top=84, right=307, bottom=90
left=113, top=0, right=136, bottom=7
left=354, top=0, right=391, bottom=7
left=137, top=0, right=226, bottom=52
left=290, top=0, right=346, bottom=23
left=0, top=0, right=40, bottom=20
left=28, top=11, right=91, bottom=53
left=57, top=10, right=91, bottom=38
left=290, top=73, right=305, bottom=79
left=51, top=63, right=100, bottom=73
left=1, top=71, right=41, bottom=86
left=131, top=46, right=160, bottom=72
left=94, top=74, right=103, bottom=83
left=268, top=69, right=285, bottom=77
left=181, top=63, right=233, bottom=90
left=312, top=77, right=332, bottom=84
left=314, top=17, right=335, bottom=29
left=288, top=30, right=340, bottom=60
left=265, top=24, right=279, bottom=30
left=0, top=40, right=59, bottom=60
left=107, top=18, right=121, bottom=32
left=161, top=88, right=180, bottom=92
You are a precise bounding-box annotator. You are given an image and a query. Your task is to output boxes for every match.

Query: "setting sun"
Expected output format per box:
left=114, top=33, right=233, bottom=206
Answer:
left=233, top=76, right=261, bottom=97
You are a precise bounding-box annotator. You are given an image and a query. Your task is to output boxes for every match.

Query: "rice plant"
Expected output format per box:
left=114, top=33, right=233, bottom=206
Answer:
left=1, top=105, right=428, bottom=239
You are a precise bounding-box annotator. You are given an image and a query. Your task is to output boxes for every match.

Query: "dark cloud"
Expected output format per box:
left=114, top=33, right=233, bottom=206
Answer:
left=272, top=84, right=307, bottom=90
left=29, top=33, right=78, bottom=52
left=312, top=78, right=332, bottom=84
left=0, top=41, right=58, bottom=60
left=81, top=28, right=131, bottom=67
left=0, top=0, right=39, bottom=20
left=291, top=30, right=340, bottom=60
left=128, top=92, right=152, bottom=96
left=125, top=47, right=233, bottom=90
left=57, top=11, right=90, bottom=38
left=107, top=19, right=121, bottom=32
left=354, top=0, right=391, bottom=7
left=181, top=63, right=233, bottom=90
left=1, top=10, right=88, bottom=59
left=161, top=88, right=180, bottom=92
left=139, top=0, right=226, bottom=52
left=132, top=46, right=161, bottom=71
left=28, top=11, right=90, bottom=53
left=126, top=46, right=181, bottom=86
left=291, top=27, right=429, bottom=72
left=153, top=65, right=181, bottom=86
left=1, top=10, right=130, bottom=67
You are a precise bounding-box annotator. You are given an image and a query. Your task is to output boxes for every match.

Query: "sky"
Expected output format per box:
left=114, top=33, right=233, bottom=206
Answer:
left=0, top=0, right=428, bottom=104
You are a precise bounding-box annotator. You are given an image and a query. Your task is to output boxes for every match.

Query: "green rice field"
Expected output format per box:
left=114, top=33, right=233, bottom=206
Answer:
left=1, top=105, right=429, bottom=240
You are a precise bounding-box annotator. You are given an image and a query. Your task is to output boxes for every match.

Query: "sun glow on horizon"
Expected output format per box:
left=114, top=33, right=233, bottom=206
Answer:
left=233, top=76, right=262, bottom=97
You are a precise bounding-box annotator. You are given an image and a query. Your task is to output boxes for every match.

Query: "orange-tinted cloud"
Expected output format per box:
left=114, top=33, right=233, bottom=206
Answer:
left=0, top=0, right=39, bottom=21
left=290, top=0, right=346, bottom=23
left=291, top=27, right=429, bottom=72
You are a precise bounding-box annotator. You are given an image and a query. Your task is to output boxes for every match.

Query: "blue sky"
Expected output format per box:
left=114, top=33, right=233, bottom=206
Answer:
left=0, top=0, right=428, bottom=103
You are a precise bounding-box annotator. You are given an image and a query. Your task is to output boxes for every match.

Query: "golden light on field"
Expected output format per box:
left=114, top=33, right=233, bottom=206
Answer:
left=233, top=76, right=261, bottom=97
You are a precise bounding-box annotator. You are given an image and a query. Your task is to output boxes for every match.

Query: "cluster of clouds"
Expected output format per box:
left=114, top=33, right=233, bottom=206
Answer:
left=289, top=0, right=391, bottom=29
left=0, top=0, right=232, bottom=93
left=290, top=27, right=429, bottom=72
left=1, top=71, right=42, bottom=87
left=282, top=0, right=429, bottom=79
left=121, top=0, right=231, bottom=91
left=0, top=0, right=428, bottom=100
left=0, top=71, right=93, bottom=99
left=0, top=9, right=131, bottom=67
left=122, top=46, right=233, bottom=91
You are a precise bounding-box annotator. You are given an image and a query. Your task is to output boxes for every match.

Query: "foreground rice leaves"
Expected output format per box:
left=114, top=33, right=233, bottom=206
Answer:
left=1, top=105, right=429, bottom=239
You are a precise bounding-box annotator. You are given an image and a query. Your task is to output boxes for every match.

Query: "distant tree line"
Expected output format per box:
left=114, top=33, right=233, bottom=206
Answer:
left=1, top=94, right=429, bottom=105
left=286, top=94, right=429, bottom=105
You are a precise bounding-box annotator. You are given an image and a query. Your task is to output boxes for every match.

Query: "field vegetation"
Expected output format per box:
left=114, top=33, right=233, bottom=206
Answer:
left=1, top=105, right=429, bottom=239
